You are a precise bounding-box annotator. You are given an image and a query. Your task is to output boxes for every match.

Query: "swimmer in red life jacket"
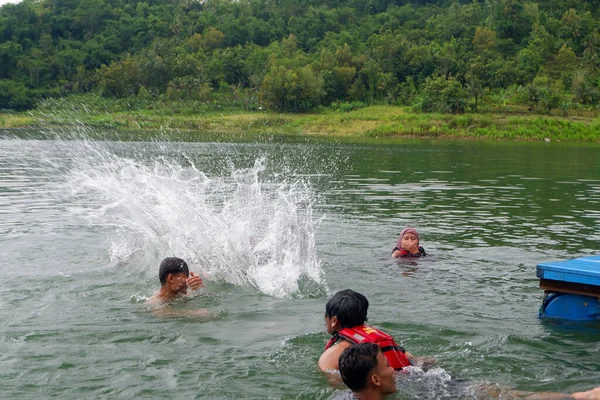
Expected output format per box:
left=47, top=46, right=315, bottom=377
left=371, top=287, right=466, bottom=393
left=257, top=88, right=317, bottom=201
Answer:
left=318, top=289, right=435, bottom=374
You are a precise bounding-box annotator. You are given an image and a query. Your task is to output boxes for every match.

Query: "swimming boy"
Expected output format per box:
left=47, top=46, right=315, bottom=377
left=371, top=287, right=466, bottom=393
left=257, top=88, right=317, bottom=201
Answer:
left=318, top=289, right=434, bottom=373
left=392, top=227, right=426, bottom=258
left=148, top=257, right=204, bottom=304
left=337, top=343, right=600, bottom=400
left=338, top=343, right=396, bottom=400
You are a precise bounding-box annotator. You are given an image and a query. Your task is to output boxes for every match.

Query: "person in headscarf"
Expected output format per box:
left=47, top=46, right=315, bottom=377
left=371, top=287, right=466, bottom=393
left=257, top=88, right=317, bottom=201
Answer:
left=392, top=227, right=426, bottom=258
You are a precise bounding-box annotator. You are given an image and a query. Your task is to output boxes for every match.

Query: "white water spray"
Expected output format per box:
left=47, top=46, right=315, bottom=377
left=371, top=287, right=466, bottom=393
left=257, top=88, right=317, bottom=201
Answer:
left=81, top=143, right=325, bottom=298
left=2, top=136, right=327, bottom=298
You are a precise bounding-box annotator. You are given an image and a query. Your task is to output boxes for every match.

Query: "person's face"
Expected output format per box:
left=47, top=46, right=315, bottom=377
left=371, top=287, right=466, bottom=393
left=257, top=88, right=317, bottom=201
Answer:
left=401, top=233, right=418, bottom=251
left=372, top=351, right=397, bottom=394
left=169, top=272, right=189, bottom=294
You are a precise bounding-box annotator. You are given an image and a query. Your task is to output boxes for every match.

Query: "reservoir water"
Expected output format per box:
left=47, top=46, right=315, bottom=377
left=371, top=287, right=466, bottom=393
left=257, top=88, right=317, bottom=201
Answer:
left=1, top=132, right=599, bottom=399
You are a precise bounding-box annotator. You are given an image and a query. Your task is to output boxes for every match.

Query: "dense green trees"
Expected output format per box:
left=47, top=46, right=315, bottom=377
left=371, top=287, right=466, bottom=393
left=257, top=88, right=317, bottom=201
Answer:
left=1, top=0, right=599, bottom=113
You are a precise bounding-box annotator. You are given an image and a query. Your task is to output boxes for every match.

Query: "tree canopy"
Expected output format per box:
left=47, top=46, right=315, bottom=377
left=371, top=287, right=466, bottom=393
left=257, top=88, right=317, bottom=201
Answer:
left=1, top=0, right=599, bottom=112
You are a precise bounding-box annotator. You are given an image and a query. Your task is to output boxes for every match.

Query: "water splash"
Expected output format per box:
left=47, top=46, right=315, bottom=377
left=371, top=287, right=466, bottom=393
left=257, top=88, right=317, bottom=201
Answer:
left=398, top=367, right=456, bottom=399
left=60, top=139, right=327, bottom=298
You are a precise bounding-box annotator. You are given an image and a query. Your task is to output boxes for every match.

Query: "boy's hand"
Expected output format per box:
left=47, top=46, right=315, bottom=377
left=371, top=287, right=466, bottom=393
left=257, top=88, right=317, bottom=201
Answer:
left=186, top=271, right=204, bottom=291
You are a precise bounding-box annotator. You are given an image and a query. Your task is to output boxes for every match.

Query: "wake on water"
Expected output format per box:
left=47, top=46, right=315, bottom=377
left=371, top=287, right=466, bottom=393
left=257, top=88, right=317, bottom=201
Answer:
left=1, top=134, right=327, bottom=298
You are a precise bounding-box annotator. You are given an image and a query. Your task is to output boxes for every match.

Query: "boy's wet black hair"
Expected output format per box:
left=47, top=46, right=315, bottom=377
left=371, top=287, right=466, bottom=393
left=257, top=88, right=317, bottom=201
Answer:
left=159, top=257, right=189, bottom=285
left=339, top=343, right=380, bottom=392
left=325, top=289, right=369, bottom=329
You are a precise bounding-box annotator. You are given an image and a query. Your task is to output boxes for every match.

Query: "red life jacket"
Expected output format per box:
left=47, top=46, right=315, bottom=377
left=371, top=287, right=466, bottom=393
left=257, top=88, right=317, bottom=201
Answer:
left=325, top=324, right=411, bottom=370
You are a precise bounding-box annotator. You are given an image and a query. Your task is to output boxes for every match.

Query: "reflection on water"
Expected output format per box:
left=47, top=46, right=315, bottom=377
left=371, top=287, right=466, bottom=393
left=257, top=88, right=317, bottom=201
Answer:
left=0, top=133, right=599, bottom=399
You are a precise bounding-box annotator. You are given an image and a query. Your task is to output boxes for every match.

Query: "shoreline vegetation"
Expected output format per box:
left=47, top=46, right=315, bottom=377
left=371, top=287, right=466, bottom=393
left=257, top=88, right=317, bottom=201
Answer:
left=2, top=0, right=600, bottom=143
left=1, top=96, right=599, bottom=142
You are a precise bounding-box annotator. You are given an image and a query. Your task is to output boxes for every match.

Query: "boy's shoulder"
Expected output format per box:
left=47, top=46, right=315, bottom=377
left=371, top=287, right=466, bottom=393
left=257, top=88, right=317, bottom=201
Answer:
left=319, top=339, right=352, bottom=371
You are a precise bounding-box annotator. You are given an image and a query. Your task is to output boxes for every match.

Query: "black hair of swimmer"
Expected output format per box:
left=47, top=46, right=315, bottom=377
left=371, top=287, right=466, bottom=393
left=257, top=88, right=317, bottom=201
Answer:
left=339, top=343, right=380, bottom=392
left=158, top=257, right=189, bottom=285
left=325, top=289, right=369, bottom=329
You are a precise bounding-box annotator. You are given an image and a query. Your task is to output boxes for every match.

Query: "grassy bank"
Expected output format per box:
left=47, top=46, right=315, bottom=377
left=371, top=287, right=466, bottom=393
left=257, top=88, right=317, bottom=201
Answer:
left=1, top=95, right=599, bottom=142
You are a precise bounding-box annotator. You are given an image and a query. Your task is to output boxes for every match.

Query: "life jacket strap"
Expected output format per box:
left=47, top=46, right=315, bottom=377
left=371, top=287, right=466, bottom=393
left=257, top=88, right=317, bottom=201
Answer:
left=381, top=345, right=406, bottom=353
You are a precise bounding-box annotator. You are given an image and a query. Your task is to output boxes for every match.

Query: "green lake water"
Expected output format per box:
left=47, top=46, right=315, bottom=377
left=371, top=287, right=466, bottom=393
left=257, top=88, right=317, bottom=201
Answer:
left=1, top=132, right=599, bottom=399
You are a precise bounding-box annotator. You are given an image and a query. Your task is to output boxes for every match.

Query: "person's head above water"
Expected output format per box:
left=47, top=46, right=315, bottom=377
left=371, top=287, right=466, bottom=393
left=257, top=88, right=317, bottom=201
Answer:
left=397, top=227, right=419, bottom=249
left=159, top=257, right=190, bottom=286
left=339, top=344, right=600, bottom=400
left=149, top=257, right=205, bottom=309
left=339, top=343, right=397, bottom=398
left=325, top=289, right=369, bottom=333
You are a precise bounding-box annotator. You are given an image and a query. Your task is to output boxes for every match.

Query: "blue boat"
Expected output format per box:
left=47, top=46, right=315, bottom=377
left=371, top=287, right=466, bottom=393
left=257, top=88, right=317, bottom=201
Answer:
left=537, top=255, right=600, bottom=321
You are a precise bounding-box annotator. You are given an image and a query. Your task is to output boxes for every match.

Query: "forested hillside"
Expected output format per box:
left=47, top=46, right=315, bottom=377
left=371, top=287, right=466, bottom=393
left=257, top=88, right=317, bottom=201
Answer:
left=1, top=0, right=599, bottom=113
